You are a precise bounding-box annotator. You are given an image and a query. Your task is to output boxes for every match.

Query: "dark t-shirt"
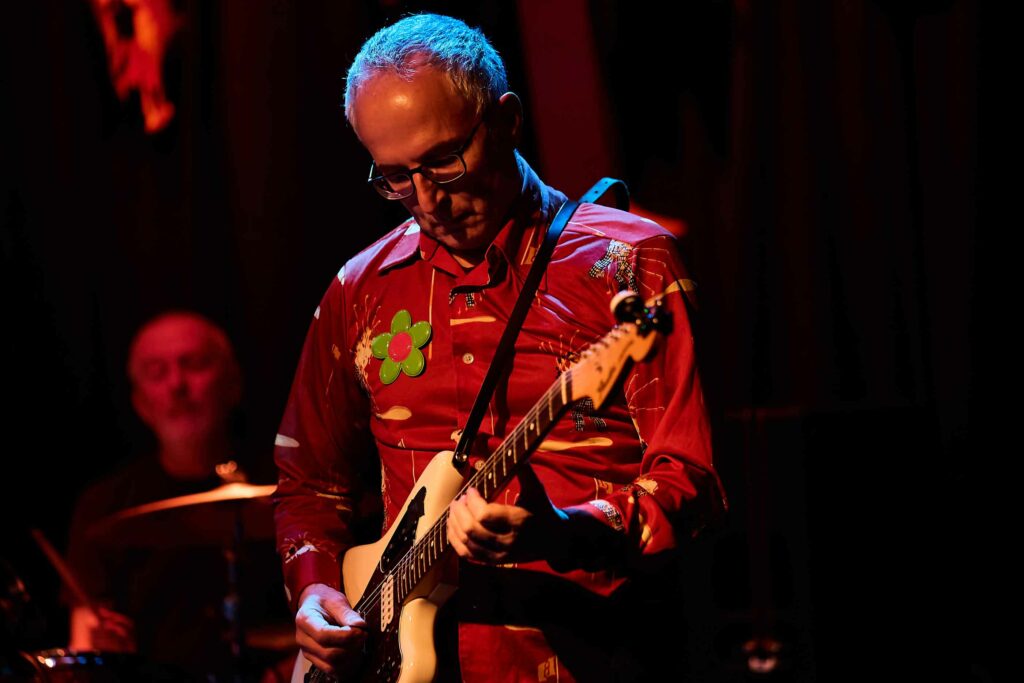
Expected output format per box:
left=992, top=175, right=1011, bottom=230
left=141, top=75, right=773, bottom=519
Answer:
left=65, top=456, right=289, bottom=679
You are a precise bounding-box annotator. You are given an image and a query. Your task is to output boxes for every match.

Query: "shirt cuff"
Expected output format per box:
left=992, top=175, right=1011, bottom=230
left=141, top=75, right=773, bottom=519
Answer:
left=575, top=499, right=625, bottom=532
left=547, top=501, right=627, bottom=573
left=283, top=547, right=342, bottom=613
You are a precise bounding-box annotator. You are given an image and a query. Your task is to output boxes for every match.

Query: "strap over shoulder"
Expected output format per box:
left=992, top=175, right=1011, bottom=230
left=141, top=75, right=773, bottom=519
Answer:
left=452, top=177, right=630, bottom=465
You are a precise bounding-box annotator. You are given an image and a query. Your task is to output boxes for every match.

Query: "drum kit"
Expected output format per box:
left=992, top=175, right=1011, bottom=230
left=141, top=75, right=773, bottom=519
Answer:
left=2, top=480, right=296, bottom=682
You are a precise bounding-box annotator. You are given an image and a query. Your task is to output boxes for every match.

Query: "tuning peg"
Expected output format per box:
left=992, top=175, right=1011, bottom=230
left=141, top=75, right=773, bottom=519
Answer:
left=610, top=291, right=672, bottom=335
left=610, top=290, right=643, bottom=322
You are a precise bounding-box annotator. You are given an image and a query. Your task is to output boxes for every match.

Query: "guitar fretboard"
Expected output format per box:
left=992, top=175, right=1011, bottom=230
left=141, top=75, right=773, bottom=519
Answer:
left=357, top=370, right=575, bottom=611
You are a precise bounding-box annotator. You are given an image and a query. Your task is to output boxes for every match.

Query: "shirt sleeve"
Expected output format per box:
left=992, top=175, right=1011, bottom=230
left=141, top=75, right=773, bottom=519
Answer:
left=562, top=232, right=727, bottom=571
left=273, top=271, right=377, bottom=611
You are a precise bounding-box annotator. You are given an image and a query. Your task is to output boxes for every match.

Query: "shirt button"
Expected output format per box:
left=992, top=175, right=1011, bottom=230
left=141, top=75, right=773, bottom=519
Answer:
left=462, top=353, right=474, bottom=365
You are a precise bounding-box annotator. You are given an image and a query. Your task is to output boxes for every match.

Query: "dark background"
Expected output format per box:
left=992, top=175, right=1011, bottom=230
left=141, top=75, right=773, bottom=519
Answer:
left=1, top=1, right=989, bottom=681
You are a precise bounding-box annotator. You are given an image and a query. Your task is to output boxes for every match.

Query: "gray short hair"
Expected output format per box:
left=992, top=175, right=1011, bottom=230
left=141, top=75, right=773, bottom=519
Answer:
left=344, top=13, right=508, bottom=122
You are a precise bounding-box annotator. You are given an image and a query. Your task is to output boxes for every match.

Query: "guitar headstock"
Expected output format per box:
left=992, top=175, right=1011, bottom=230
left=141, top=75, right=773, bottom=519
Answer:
left=568, top=292, right=672, bottom=408
left=611, top=290, right=672, bottom=335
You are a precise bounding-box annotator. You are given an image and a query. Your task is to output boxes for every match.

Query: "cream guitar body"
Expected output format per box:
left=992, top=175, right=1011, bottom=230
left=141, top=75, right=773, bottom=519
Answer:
left=342, top=450, right=463, bottom=682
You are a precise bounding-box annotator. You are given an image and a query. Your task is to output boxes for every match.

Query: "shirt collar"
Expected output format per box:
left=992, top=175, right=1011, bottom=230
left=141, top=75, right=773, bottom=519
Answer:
left=377, top=151, right=568, bottom=278
left=378, top=220, right=422, bottom=271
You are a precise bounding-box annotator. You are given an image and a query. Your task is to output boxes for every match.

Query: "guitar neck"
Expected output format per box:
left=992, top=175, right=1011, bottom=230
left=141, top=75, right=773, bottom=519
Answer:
left=315, top=298, right=662, bottom=683
left=461, top=372, right=574, bottom=499
left=388, top=371, right=575, bottom=601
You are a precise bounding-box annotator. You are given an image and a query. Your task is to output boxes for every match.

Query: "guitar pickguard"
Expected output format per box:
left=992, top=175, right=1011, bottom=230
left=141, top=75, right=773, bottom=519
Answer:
left=380, top=487, right=426, bottom=573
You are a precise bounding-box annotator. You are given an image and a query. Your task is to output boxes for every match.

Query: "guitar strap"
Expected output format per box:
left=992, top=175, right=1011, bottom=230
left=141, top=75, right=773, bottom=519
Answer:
left=451, top=177, right=630, bottom=466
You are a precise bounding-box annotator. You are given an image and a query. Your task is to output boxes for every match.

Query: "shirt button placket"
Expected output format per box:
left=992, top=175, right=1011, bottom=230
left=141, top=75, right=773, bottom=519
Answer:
left=451, top=287, right=473, bottom=429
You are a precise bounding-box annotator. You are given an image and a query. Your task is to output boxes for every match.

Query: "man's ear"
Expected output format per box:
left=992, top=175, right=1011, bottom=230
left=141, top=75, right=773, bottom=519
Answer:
left=495, top=92, right=523, bottom=148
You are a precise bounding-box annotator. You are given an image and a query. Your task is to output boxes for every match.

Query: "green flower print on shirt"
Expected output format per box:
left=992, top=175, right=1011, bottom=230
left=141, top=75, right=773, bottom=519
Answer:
left=370, top=310, right=432, bottom=384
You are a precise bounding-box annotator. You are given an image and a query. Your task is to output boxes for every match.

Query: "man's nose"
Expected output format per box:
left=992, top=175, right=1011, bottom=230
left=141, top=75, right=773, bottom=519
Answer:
left=411, top=172, right=445, bottom=214
left=167, top=364, right=188, bottom=394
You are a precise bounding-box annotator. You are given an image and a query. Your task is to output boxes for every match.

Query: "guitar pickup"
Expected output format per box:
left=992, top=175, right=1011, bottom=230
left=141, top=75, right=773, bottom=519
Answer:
left=380, top=572, right=395, bottom=630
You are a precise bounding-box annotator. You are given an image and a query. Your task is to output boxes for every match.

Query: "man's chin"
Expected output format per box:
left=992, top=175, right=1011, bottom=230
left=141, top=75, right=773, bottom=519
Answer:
left=425, top=220, right=492, bottom=252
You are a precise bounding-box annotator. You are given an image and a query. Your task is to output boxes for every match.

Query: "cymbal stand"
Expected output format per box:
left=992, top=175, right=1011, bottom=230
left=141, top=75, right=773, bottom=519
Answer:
left=222, top=502, right=246, bottom=683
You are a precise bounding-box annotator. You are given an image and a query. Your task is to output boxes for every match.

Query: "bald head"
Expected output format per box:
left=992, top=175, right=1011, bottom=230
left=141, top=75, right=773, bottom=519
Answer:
left=127, top=312, right=241, bottom=446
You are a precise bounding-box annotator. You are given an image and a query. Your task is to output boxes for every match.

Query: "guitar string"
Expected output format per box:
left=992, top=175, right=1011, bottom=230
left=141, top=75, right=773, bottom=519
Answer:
left=352, top=370, right=570, bottom=615
left=308, top=325, right=633, bottom=677
left=353, top=382, right=562, bottom=615
left=347, top=325, right=628, bottom=622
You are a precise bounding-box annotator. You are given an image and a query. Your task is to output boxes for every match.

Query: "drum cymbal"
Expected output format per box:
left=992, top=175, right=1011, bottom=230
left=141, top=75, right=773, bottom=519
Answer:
left=86, top=482, right=277, bottom=548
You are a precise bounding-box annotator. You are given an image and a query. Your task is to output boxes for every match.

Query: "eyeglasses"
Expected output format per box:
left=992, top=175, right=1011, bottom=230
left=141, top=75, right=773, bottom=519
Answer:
left=367, top=113, right=487, bottom=200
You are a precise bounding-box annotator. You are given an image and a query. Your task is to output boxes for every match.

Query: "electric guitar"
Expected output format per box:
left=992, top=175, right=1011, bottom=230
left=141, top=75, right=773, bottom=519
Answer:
left=293, top=291, right=670, bottom=683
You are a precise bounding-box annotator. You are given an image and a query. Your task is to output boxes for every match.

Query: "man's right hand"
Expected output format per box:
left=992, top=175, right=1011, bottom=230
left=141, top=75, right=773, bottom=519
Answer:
left=69, top=605, right=136, bottom=653
left=294, top=583, right=367, bottom=676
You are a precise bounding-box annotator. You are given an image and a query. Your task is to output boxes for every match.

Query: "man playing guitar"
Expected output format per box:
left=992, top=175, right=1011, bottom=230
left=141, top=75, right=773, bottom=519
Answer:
left=273, top=13, right=725, bottom=682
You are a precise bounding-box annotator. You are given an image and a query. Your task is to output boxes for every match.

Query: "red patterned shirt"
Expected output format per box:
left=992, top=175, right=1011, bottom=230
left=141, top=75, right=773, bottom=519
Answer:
left=274, top=153, right=726, bottom=681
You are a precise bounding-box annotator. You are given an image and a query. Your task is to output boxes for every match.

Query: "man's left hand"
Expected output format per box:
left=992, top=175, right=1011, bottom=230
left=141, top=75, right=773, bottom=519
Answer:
left=446, top=465, right=569, bottom=564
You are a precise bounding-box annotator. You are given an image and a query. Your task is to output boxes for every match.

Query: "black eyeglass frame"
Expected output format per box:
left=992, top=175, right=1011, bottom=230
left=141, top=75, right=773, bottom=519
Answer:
left=366, top=110, right=489, bottom=200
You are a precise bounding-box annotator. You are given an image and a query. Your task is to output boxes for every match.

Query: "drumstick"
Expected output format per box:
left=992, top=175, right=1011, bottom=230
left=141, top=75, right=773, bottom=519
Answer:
left=29, top=527, right=101, bottom=620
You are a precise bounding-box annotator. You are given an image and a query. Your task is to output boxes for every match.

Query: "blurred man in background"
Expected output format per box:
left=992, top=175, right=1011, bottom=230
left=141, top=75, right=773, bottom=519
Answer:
left=65, top=311, right=288, bottom=680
